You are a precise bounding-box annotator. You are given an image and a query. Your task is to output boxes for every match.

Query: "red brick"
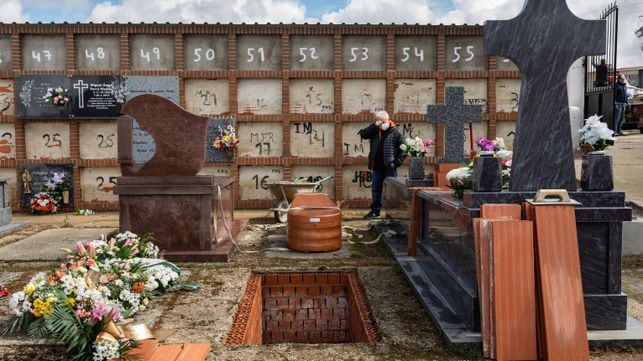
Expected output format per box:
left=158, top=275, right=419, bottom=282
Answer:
left=271, top=310, right=283, bottom=320
left=265, top=274, right=279, bottom=285
left=290, top=273, right=303, bottom=284
left=301, top=298, right=314, bottom=308
left=327, top=273, right=341, bottom=284
left=340, top=320, right=347, bottom=329
left=295, top=309, right=308, bottom=319
left=278, top=320, right=290, bottom=331
left=271, top=331, right=285, bottom=342
left=270, top=286, right=283, bottom=297
left=320, top=285, right=333, bottom=295
left=337, top=297, right=348, bottom=308
left=322, top=331, right=334, bottom=343
left=309, top=308, right=321, bottom=319
left=328, top=319, right=341, bottom=330
left=296, top=331, right=307, bottom=342
left=296, top=286, right=308, bottom=296
left=264, top=297, right=277, bottom=309
left=335, top=308, right=346, bottom=320
left=291, top=320, right=303, bottom=330
left=277, top=299, right=289, bottom=310
left=315, top=273, right=328, bottom=284
left=334, top=331, right=347, bottom=343
left=303, top=273, right=316, bottom=284
left=283, top=286, right=296, bottom=296
left=325, top=296, right=337, bottom=308
left=284, top=331, right=297, bottom=342
left=266, top=320, right=279, bottom=331
left=285, top=308, right=297, bottom=321
left=313, top=298, right=325, bottom=308
left=316, top=319, right=328, bottom=330
left=303, top=320, right=316, bottom=330
left=308, top=286, right=321, bottom=296
left=341, top=273, right=349, bottom=283
left=308, top=331, right=321, bottom=343
left=321, top=308, right=333, bottom=320
left=277, top=274, right=290, bottom=285
left=263, top=331, right=271, bottom=343
left=288, top=298, right=301, bottom=309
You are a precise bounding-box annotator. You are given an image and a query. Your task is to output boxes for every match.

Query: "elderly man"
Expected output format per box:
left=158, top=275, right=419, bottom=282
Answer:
left=358, top=110, right=405, bottom=219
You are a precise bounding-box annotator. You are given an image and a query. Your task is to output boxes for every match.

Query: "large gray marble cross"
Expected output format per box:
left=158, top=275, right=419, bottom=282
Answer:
left=427, top=86, right=484, bottom=164
left=485, top=0, right=605, bottom=191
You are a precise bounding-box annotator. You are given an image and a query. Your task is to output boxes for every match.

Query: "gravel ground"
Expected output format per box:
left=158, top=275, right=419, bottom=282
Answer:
left=0, top=213, right=641, bottom=360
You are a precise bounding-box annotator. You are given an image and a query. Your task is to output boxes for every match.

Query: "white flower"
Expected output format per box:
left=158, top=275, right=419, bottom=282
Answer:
left=446, top=167, right=472, bottom=182
left=9, top=292, right=26, bottom=316
left=494, top=137, right=506, bottom=150
left=496, top=149, right=513, bottom=159
left=399, top=144, right=407, bottom=151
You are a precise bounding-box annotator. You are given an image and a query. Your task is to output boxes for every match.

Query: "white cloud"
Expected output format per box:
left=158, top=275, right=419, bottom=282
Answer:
left=0, top=0, right=28, bottom=23
left=321, top=0, right=434, bottom=24
left=89, top=0, right=309, bottom=24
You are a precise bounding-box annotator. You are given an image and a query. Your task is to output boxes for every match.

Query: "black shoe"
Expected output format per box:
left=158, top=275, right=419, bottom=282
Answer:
left=363, top=211, right=380, bottom=219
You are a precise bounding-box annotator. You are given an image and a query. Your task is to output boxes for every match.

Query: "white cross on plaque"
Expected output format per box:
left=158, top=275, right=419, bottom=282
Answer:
left=73, top=80, right=89, bottom=109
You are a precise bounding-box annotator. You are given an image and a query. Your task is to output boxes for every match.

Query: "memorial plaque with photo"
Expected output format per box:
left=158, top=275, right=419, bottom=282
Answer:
left=0, top=79, right=15, bottom=116
left=205, top=117, right=235, bottom=163
left=0, top=35, right=12, bottom=71
left=76, top=35, right=120, bottom=71
left=184, top=35, right=228, bottom=71
left=70, top=76, right=123, bottom=118
left=290, top=36, right=334, bottom=71
left=237, top=35, right=281, bottom=71
left=124, top=76, right=180, bottom=104
left=16, top=75, right=70, bottom=119
left=19, top=163, right=74, bottom=209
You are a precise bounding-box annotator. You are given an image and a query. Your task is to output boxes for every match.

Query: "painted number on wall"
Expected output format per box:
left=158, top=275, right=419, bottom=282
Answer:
left=195, top=90, right=218, bottom=106
left=97, top=134, right=115, bottom=148
left=251, top=132, right=275, bottom=156
left=96, top=176, right=117, bottom=192
left=193, top=48, right=215, bottom=62
left=140, top=47, right=161, bottom=62
left=452, top=45, right=475, bottom=62
left=352, top=170, right=372, bottom=188
left=84, top=47, right=106, bottom=61
left=348, top=47, right=369, bottom=62
left=247, top=47, right=265, bottom=62
left=31, top=50, right=53, bottom=62
left=252, top=168, right=280, bottom=190
left=293, top=122, right=325, bottom=147
left=298, top=47, right=319, bottom=62
left=401, top=47, right=424, bottom=62
left=43, top=133, right=62, bottom=148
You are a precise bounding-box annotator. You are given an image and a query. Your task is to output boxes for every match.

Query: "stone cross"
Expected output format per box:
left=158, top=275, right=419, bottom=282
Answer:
left=485, top=0, right=605, bottom=191
left=73, top=80, right=89, bottom=109
left=427, top=86, right=484, bottom=164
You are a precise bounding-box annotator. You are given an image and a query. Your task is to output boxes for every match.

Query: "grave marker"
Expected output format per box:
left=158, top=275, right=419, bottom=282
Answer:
left=289, top=36, right=334, bottom=71
left=445, top=36, right=487, bottom=71
left=79, top=121, right=118, bottom=159
left=205, top=117, right=235, bottom=163
left=427, top=86, right=484, bottom=163
left=22, top=35, right=66, bottom=71
left=394, top=36, right=437, bottom=71
left=236, top=123, right=283, bottom=157
left=183, top=35, right=228, bottom=71
left=16, top=75, right=70, bottom=119
left=70, top=76, right=123, bottom=118
left=24, top=122, right=71, bottom=159
left=75, top=35, right=120, bottom=71
left=130, top=35, right=175, bottom=71
left=342, top=36, right=386, bottom=71
left=237, top=35, right=281, bottom=71
left=19, top=163, right=74, bottom=209
left=485, top=0, right=605, bottom=191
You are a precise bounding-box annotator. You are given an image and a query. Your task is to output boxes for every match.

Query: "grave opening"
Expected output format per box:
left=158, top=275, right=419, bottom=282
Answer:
left=226, top=271, right=379, bottom=345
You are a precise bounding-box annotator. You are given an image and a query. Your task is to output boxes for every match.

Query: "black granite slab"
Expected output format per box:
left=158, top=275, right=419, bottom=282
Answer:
left=19, top=164, right=74, bottom=209
left=485, top=0, right=605, bottom=191
left=581, top=154, right=614, bottom=191
left=69, top=76, right=123, bottom=118
left=471, top=156, right=502, bottom=192
left=16, top=75, right=70, bottom=119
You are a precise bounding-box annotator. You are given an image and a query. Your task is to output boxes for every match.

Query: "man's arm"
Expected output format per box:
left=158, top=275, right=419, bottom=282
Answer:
left=358, top=123, right=378, bottom=139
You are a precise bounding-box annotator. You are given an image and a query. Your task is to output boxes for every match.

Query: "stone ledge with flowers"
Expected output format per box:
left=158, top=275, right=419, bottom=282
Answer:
left=400, top=136, right=434, bottom=187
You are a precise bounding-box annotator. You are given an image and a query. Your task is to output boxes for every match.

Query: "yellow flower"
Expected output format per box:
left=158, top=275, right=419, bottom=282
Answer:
left=66, top=298, right=76, bottom=307
left=32, top=298, right=53, bottom=317
left=23, top=283, right=36, bottom=295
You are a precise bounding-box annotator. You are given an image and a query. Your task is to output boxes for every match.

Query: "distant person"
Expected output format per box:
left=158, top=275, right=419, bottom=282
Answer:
left=613, top=74, right=629, bottom=136
left=358, top=110, right=405, bottom=219
left=594, top=59, right=608, bottom=87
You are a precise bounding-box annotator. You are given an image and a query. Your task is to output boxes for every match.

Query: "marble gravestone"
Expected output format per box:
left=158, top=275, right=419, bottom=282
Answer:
left=427, top=87, right=483, bottom=164
left=485, top=0, right=605, bottom=191
left=115, top=94, right=237, bottom=262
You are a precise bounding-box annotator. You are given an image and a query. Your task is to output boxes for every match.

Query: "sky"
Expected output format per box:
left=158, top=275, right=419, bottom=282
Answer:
left=0, top=0, right=640, bottom=68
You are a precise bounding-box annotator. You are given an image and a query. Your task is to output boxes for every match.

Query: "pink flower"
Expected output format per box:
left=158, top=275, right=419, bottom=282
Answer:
left=87, top=243, right=95, bottom=255
left=76, top=242, right=86, bottom=256
left=91, top=301, right=108, bottom=324
left=108, top=306, right=121, bottom=322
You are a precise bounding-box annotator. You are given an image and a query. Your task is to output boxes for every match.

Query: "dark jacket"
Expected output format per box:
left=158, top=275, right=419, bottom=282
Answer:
left=358, top=121, right=406, bottom=170
left=614, top=81, right=628, bottom=104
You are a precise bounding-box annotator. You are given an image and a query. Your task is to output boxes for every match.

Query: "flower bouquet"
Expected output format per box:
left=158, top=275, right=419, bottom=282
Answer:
left=0, top=284, right=8, bottom=298
left=29, top=192, right=58, bottom=215
left=213, top=124, right=239, bottom=160
left=400, top=137, right=434, bottom=157
left=446, top=166, right=473, bottom=198
left=43, top=87, right=69, bottom=107
left=578, top=114, right=614, bottom=154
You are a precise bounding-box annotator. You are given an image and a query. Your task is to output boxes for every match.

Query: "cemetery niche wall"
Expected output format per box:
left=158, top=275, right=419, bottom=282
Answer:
left=0, top=23, right=520, bottom=210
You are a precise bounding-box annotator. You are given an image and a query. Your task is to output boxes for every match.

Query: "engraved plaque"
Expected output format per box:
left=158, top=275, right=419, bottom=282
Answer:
left=444, top=79, right=488, bottom=112
left=130, top=35, right=175, bottom=71
left=76, top=35, right=120, bottom=71
left=342, top=36, right=386, bottom=71
left=291, top=166, right=335, bottom=198
left=495, top=79, right=521, bottom=112
left=124, top=76, right=179, bottom=104
left=184, top=35, right=228, bottom=71
left=290, top=122, right=334, bottom=157
left=290, top=36, right=333, bottom=71
left=81, top=167, right=120, bottom=202
left=0, top=35, right=12, bottom=71
left=16, top=75, right=70, bottom=119
left=289, top=79, right=334, bottom=114
left=237, top=122, right=283, bottom=157
left=239, top=166, right=283, bottom=200
left=25, top=122, right=71, bottom=159
left=394, top=79, right=436, bottom=113
left=22, top=35, right=66, bottom=71
left=395, top=36, right=437, bottom=71
left=0, top=79, right=15, bottom=116
left=342, top=79, right=386, bottom=114
left=0, top=123, right=15, bottom=159
left=70, top=76, right=122, bottom=118
left=237, top=79, right=282, bottom=114
left=185, top=79, right=230, bottom=115
left=445, top=36, right=487, bottom=71
left=342, top=166, right=372, bottom=200
left=237, top=35, right=281, bottom=71
left=79, top=121, right=118, bottom=159
left=19, top=163, right=74, bottom=208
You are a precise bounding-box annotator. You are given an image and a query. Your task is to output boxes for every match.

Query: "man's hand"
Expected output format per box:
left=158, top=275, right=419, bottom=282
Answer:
left=374, top=119, right=383, bottom=127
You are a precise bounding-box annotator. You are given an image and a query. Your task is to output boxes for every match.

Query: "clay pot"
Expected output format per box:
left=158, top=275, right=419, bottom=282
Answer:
left=287, top=207, right=342, bottom=252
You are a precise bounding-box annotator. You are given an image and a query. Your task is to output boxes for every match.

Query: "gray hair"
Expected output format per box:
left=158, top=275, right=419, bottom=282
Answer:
left=375, top=110, right=389, bottom=121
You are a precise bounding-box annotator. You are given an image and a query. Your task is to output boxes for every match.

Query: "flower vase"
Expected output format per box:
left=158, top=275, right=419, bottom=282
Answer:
left=62, top=190, right=70, bottom=205
left=472, top=154, right=502, bottom=192
left=408, top=157, right=425, bottom=180
left=223, top=149, right=235, bottom=162
left=581, top=152, right=613, bottom=191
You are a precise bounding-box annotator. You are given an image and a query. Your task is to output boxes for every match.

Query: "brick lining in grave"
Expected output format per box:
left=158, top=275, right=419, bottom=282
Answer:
left=226, top=271, right=379, bottom=345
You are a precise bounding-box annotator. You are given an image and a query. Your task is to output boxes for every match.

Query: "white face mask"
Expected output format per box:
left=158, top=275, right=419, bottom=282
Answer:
left=380, top=121, right=390, bottom=131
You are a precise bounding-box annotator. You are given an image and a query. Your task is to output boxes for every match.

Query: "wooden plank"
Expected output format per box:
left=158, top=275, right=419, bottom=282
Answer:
left=113, top=339, right=158, bottom=361
left=175, top=343, right=211, bottom=361
left=148, top=344, right=183, bottom=361
left=532, top=204, right=589, bottom=361
left=480, top=203, right=521, bottom=219
left=488, top=220, right=538, bottom=361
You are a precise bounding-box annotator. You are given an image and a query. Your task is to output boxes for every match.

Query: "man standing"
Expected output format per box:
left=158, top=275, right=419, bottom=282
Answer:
left=613, top=74, right=629, bottom=136
left=358, top=110, right=405, bottom=219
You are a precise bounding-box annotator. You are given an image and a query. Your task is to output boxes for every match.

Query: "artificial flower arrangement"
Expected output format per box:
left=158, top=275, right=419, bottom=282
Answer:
left=400, top=137, right=434, bottom=157
left=212, top=124, right=240, bottom=153
left=578, top=114, right=615, bottom=153
left=45, top=172, right=68, bottom=193
left=29, top=192, right=58, bottom=215
left=4, top=231, right=195, bottom=361
left=43, top=87, right=69, bottom=107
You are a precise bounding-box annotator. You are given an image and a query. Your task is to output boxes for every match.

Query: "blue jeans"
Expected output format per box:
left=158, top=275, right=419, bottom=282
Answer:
left=370, top=168, right=397, bottom=214
left=614, top=102, right=626, bottom=133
